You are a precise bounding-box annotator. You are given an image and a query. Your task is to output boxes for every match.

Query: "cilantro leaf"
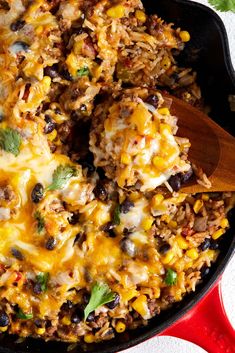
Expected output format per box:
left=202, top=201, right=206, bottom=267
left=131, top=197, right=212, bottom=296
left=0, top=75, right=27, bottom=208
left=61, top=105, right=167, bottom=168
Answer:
left=113, top=204, right=121, bottom=225
left=0, top=127, right=22, bottom=156
left=165, top=268, right=177, bottom=286
left=84, top=282, right=115, bottom=321
left=34, top=211, right=45, bottom=233
left=77, top=66, right=90, bottom=77
left=16, top=308, right=33, bottom=320
left=208, top=0, right=235, bottom=12
left=47, top=165, right=77, bottom=191
left=36, top=272, right=49, bottom=292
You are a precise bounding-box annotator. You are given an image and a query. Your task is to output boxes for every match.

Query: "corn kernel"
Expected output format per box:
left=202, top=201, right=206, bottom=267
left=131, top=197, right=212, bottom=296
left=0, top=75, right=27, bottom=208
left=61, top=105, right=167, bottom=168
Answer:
left=42, top=76, right=51, bottom=89
left=212, top=229, right=224, bottom=240
left=152, top=156, right=168, bottom=171
left=0, top=326, right=8, bottom=332
left=153, top=287, right=161, bottom=299
left=47, top=129, right=57, bottom=141
left=202, top=194, right=209, bottom=201
left=129, top=191, right=140, bottom=202
left=36, top=327, right=45, bottom=335
left=161, top=214, right=171, bottom=223
left=169, top=220, right=177, bottom=228
left=135, top=10, right=146, bottom=22
left=115, top=321, right=126, bottom=333
left=220, top=218, right=229, bottom=229
left=152, top=194, right=164, bottom=207
left=121, top=152, right=131, bottom=165
left=160, top=57, right=171, bottom=70
left=176, top=235, right=189, bottom=250
left=35, top=25, right=43, bottom=35
left=142, top=217, right=154, bottom=231
left=193, top=199, right=204, bottom=214
left=186, top=248, right=199, bottom=260
left=206, top=249, right=216, bottom=261
left=160, top=123, right=171, bottom=134
left=84, top=333, right=95, bottom=343
left=107, top=5, right=125, bottom=18
left=132, top=295, right=148, bottom=318
left=162, top=250, right=174, bottom=264
left=179, top=30, right=190, bottom=42
left=158, top=107, right=170, bottom=116
left=61, top=316, right=71, bottom=326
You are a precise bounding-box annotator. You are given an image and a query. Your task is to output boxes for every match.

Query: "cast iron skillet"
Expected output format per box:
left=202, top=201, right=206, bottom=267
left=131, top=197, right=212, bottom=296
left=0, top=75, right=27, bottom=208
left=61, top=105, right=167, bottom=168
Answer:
left=0, top=1, right=235, bottom=352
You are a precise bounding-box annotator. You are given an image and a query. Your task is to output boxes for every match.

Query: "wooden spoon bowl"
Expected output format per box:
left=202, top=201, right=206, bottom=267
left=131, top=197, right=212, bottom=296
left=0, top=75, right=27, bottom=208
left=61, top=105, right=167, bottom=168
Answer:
left=165, top=94, right=235, bottom=193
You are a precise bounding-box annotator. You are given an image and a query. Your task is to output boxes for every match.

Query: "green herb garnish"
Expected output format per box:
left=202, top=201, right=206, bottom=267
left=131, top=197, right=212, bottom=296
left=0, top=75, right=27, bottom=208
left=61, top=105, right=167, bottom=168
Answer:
left=47, top=165, right=77, bottom=191
left=165, top=268, right=177, bottom=286
left=77, top=66, right=90, bottom=77
left=84, top=282, right=115, bottom=321
left=16, top=308, right=33, bottom=320
left=34, top=211, right=45, bottom=233
left=0, top=127, right=22, bottom=156
left=113, top=204, right=121, bottom=225
left=208, top=0, right=235, bottom=12
left=36, top=272, right=49, bottom=292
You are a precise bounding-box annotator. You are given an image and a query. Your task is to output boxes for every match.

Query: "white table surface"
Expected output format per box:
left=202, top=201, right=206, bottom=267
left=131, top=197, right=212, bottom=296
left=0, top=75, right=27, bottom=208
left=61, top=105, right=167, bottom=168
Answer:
left=122, top=2, right=235, bottom=352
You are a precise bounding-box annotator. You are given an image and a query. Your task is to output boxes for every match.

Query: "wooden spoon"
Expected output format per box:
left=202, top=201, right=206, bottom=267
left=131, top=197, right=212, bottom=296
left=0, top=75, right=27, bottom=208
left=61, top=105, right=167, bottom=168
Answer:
left=165, top=94, right=235, bottom=193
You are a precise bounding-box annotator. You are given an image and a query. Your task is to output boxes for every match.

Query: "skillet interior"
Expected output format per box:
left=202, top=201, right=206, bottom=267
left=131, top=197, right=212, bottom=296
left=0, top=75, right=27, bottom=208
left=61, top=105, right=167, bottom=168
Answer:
left=0, top=0, right=235, bottom=352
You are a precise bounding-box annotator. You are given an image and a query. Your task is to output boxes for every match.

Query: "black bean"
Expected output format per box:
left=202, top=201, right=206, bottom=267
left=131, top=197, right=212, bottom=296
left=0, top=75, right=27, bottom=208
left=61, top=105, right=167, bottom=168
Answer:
left=83, top=292, right=90, bottom=305
left=200, top=266, right=210, bottom=278
left=93, top=182, right=107, bottom=201
left=73, top=233, right=86, bottom=247
left=120, top=199, right=134, bottom=214
left=199, top=238, right=211, bottom=251
left=60, top=68, right=73, bottom=81
left=145, top=94, right=159, bottom=108
left=71, top=312, right=81, bottom=324
left=80, top=104, right=87, bottom=112
left=0, top=1, right=10, bottom=10
left=11, top=41, right=29, bottom=53
left=106, top=293, right=120, bottom=309
left=159, top=242, right=171, bottom=254
left=180, top=168, right=194, bottom=184
left=33, top=282, right=42, bottom=295
left=78, top=153, right=95, bottom=176
left=168, top=174, right=181, bottom=191
left=10, top=19, right=25, bottom=32
left=11, top=248, right=24, bottom=261
left=68, top=212, right=79, bottom=225
left=44, top=64, right=59, bottom=79
left=86, top=311, right=95, bottom=322
left=31, top=183, right=44, bottom=203
left=44, top=115, right=56, bottom=134
left=120, top=238, right=136, bottom=257
left=45, top=236, right=57, bottom=250
left=123, top=227, right=135, bottom=236
left=101, top=222, right=116, bottom=238
left=0, top=312, right=10, bottom=327
left=34, top=318, right=43, bottom=328
left=209, top=240, right=219, bottom=250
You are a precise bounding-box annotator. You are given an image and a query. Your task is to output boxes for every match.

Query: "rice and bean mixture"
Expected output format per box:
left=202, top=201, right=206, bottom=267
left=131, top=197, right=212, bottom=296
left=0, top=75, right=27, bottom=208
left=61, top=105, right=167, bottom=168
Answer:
left=0, top=0, right=234, bottom=345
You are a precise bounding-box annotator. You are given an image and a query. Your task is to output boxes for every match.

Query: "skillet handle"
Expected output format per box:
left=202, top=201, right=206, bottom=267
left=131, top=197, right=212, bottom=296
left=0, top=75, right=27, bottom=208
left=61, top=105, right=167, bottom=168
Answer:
left=159, top=281, right=235, bottom=353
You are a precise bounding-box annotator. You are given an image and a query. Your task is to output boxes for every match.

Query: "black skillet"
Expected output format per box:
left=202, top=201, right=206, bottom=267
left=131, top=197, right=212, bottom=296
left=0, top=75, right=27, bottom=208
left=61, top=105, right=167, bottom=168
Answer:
left=0, top=0, right=235, bottom=352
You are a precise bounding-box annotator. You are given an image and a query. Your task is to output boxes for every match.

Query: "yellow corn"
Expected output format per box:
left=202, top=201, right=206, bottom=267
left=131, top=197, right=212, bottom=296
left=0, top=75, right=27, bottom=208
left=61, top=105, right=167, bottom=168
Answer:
left=162, top=250, right=174, bottom=264
left=206, top=249, right=216, bottom=261
left=153, top=287, right=161, bottom=299
left=135, top=10, right=146, bottom=22
left=169, top=220, right=177, bottom=228
left=107, top=5, right=125, bottom=18
left=35, top=327, right=45, bottom=335
left=186, top=248, right=199, bottom=260
left=115, top=321, right=126, bottom=333
left=0, top=326, right=8, bottom=332
left=84, top=334, right=95, bottom=343
left=35, top=25, right=43, bottom=35
left=193, top=199, right=204, bottom=214
left=160, top=123, right=172, bottom=135
left=42, top=76, right=51, bottom=89
left=132, top=295, right=148, bottom=318
left=152, top=194, right=164, bottom=207
left=161, top=214, right=171, bottom=223
left=212, top=229, right=224, bottom=240
left=184, top=260, right=193, bottom=270
left=47, top=129, right=57, bottom=141
left=129, top=191, right=140, bottom=202
left=179, top=30, right=190, bottom=42
left=176, top=235, right=189, bottom=250
left=142, top=217, right=154, bottom=231
left=152, top=156, right=168, bottom=171
left=121, top=152, right=131, bottom=165
left=61, top=316, right=71, bottom=326
left=161, top=57, right=171, bottom=70
left=120, top=288, right=138, bottom=302
left=158, top=107, right=170, bottom=116
left=220, top=218, right=229, bottom=229
left=202, top=194, right=209, bottom=201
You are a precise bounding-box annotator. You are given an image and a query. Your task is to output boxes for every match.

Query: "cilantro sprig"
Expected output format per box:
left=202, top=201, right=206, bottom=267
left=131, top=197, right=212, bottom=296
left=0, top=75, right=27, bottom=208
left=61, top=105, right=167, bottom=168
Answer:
left=36, top=272, right=49, bottom=292
left=77, top=66, right=90, bottom=77
left=208, top=0, right=235, bottom=12
left=112, top=204, right=121, bottom=226
left=0, top=127, right=22, bottom=156
left=16, top=308, right=33, bottom=320
left=34, top=211, right=45, bottom=233
left=46, top=165, right=77, bottom=191
left=165, top=268, right=177, bottom=286
left=84, top=282, right=115, bottom=321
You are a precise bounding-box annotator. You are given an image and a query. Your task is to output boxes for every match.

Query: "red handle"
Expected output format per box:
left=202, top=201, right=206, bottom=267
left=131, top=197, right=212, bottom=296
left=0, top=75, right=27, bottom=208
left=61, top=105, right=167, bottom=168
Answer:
left=160, top=281, right=235, bottom=353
